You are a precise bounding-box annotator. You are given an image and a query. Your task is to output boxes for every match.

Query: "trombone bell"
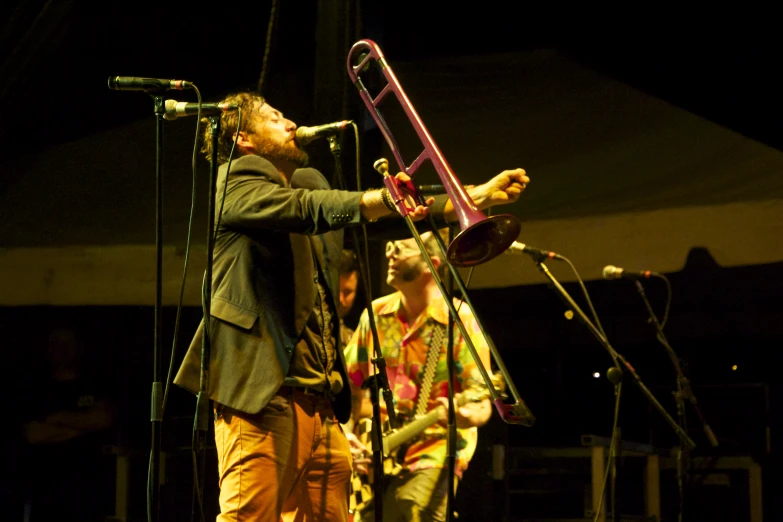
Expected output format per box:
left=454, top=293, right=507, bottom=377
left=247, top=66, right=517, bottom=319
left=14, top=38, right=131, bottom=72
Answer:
left=448, top=214, right=521, bottom=267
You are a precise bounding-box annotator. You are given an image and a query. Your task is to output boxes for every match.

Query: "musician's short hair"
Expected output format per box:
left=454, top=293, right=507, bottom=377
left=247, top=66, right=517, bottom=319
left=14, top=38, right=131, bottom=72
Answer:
left=421, top=228, right=449, bottom=278
left=200, top=91, right=266, bottom=164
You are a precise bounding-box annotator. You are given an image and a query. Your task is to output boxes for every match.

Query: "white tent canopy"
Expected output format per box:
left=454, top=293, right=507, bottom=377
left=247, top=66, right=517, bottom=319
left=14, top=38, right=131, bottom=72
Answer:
left=377, top=49, right=783, bottom=286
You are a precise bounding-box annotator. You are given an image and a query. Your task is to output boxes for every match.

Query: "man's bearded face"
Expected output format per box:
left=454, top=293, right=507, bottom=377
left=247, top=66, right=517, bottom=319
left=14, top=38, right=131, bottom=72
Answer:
left=248, top=103, right=310, bottom=167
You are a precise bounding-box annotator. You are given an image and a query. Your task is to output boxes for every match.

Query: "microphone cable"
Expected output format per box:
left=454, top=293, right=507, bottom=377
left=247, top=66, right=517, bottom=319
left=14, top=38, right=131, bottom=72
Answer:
left=558, top=256, right=621, bottom=522
left=256, top=0, right=278, bottom=94
left=147, top=85, right=203, bottom=522
left=564, top=256, right=607, bottom=339
left=192, top=107, right=243, bottom=522
left=510, top=246, right=621, bottom=522
left=651, top=273, right=672, bottom=330
left=594, top=273, right=670, bottom=522
left=557, top=256, right=621, bottom=522
left=558, top=257, right=620, bottom=522
left=146, top=83, right=207, bottom=522
left=142, top=79, right=243, bottom=522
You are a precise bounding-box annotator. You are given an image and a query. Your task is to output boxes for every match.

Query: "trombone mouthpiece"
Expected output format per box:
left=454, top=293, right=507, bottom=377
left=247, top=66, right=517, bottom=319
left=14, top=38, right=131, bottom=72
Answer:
left=373, top=158, right=389, bottom=176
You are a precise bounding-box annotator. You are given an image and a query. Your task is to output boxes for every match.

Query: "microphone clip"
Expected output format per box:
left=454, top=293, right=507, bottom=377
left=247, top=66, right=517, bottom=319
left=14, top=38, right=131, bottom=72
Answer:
left=505, top=242, right=565, bottom=262
left=526, top=247, right=559, bottom=263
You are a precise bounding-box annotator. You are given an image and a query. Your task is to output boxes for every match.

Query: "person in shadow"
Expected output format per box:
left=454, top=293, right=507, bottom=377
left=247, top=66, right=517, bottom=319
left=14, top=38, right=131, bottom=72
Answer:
left=20, top=325, right=116, bottom=521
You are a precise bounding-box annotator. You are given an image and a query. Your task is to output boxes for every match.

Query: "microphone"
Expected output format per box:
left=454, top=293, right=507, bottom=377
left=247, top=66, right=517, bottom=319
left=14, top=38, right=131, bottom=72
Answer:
left=295, top=120, right=352, bottom=145
left=505, top=241, right=565, bottom=261
left=602, top=265, right=658, bottom=280
left=163, top=99, right=239, bottom=121
left=107, top=76, right=193, bottom=92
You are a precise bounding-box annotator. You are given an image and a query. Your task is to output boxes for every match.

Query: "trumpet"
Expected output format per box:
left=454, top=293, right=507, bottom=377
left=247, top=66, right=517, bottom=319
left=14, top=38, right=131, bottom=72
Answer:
left=347, top=39, right=534, bottom=427
left=346, top=39, right=521, bottom=268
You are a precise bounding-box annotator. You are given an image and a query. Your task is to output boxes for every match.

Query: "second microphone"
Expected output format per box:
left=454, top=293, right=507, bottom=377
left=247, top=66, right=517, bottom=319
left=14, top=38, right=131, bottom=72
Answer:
left=163, top=100, right=239, bottom=121
left=295, top=121, right=352, bottom=146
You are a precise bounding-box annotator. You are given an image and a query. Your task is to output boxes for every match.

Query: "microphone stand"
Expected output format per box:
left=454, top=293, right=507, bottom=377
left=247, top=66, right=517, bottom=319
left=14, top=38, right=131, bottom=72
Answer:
left=147, top=93, right=165, bottom=522
left=607, top=370, right=623, bottom=522
left=326, top=135, right=398, bottom=522
left=532, top=259, right=693, bottom=442
left=634, top=280, right=719, bottom=522
left=444, top=225, right=457, bottom=522
left=530, top=258, right=695, bottom=519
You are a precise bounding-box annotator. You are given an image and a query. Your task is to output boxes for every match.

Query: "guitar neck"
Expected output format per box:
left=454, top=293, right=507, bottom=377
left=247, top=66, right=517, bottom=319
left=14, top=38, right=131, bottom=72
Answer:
left=382, top=391, right=475, bottom=455
left=383, top=407, right=442, bottom=455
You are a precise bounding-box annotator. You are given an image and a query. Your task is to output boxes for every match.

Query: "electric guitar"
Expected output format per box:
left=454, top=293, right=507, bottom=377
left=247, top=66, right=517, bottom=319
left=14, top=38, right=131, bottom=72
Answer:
left=348, top=374, right=505, bottom=516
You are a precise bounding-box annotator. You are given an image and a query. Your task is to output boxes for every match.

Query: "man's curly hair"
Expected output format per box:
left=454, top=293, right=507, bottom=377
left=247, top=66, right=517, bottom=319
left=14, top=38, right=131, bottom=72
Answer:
left=200, top=91, right=267, bottom=164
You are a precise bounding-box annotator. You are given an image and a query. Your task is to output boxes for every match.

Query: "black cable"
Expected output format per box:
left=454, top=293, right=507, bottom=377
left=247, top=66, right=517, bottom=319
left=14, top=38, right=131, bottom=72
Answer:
left=191, top=427, right=207, bottom=522
left=534, top=254, right=621, bottom=522
left=562, top=257, right=621, bottom=522
left=342, top=123, right=394, bottom=522
left=161, top=85, right=203, bottom=417
left=563, top=256, right=607, bottom=339
left=593, top=381, right=623, bottom=522
left=147, top=84, right=203, bottom=522
left=257, top=0, right=278, bottom=94
left=150, top=85, right=209, bottom=522
left=189, top=110, right=242, bottom=522
left=655, top=272, right=673, bottom=329
left=212, top=111, right=241, bottom=245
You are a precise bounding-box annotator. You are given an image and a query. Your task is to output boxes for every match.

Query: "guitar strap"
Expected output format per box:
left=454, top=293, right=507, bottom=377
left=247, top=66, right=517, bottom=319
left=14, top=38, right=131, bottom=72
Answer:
left=414, top=322, right=447, bottom=417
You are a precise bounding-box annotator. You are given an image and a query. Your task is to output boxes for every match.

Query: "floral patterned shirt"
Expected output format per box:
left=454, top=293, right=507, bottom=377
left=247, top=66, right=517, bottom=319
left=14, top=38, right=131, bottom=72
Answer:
left=344, top=291, right=491, bottom=476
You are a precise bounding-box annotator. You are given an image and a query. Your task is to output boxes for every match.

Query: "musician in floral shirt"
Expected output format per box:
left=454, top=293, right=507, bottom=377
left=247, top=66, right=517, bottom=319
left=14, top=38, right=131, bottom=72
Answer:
left=344, top=230, right=493, bottom=522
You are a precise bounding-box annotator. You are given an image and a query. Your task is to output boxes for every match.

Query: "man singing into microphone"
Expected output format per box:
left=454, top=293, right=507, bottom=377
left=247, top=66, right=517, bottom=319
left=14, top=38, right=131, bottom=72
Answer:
left=172, top=90, right=529, bottom=522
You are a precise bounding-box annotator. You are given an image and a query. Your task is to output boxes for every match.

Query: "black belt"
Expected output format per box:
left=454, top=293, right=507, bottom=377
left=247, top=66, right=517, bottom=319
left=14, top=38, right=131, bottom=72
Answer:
left=281, top=385, right=328, bottom=397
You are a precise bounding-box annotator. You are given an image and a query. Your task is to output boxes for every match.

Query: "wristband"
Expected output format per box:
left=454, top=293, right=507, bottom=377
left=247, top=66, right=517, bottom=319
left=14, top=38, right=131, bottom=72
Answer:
left=381, top=187, right=397, bottom=212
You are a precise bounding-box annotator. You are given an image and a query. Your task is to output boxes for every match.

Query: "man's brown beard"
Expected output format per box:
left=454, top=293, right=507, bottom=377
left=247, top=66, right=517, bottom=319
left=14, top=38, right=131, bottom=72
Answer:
left=255, top=137, right=310, bottom=167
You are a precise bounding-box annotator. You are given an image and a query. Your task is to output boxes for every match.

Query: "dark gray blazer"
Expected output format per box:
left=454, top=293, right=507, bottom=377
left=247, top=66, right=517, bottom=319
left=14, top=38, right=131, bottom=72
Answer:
left=174, top=154, right=365, bottom=423
left=174, top=154, right=450, bottom=423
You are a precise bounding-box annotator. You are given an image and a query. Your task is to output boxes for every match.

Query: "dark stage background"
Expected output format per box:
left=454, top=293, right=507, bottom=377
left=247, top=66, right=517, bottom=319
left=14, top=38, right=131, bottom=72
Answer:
left=2, top=1, right=782, bottom=521
left=3, top=251, right=781, bottom=520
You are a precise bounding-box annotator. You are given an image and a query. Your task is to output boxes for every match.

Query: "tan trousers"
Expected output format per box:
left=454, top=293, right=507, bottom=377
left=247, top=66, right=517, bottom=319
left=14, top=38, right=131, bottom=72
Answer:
left=213, top=387, right=353, bottom=521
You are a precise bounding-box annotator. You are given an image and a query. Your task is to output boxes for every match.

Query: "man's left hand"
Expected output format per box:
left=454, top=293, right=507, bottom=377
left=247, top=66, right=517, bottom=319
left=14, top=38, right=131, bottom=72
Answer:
left=394, top=172, right=434, bottom=222
left=345, top=431, right=372, bottom=475
left=470, top=168, right=529, bottom=209
left=435, top=397, right=493, bottom=429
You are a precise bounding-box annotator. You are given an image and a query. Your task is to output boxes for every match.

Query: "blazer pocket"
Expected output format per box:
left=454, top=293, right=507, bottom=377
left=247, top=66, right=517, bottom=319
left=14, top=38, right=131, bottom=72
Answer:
left=211, top=297, right=259, bottom=330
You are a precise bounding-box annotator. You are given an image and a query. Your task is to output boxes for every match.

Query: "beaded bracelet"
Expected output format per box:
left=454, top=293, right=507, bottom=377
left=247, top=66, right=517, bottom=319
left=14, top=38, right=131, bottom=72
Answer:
left=380, top=187, right=397, bottom=212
